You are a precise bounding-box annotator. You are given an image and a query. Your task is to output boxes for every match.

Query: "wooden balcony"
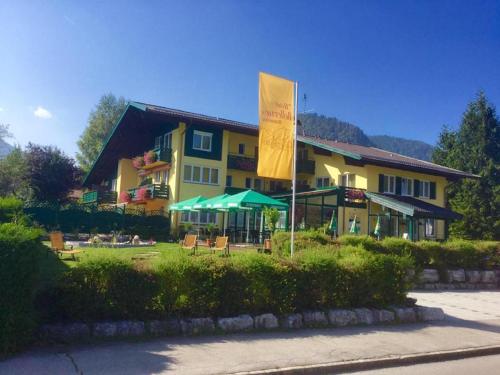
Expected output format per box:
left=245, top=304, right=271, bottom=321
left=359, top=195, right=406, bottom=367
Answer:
left=227, top=154, right=257, bottom=172
left=82, top=190, right=117, bottom=205
left=128, top=183, right=169, bottom=203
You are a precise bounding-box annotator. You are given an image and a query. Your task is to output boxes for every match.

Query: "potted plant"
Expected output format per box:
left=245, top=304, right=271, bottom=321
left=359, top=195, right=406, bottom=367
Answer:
left=119, top=191, right=132, bottom=203
left=263, top=206, right=280, bottom=236
left=206, top=223, right=217, bottom=246
left=144, top=150, right=158, bottom=165
left=132, top=156, right=145, bottom=169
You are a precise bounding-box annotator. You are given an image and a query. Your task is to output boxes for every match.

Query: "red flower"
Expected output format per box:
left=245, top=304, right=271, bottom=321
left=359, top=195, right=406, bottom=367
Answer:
left=119, top=191, right=132, bottom=203
left=135, top=187, right=151, bottom=201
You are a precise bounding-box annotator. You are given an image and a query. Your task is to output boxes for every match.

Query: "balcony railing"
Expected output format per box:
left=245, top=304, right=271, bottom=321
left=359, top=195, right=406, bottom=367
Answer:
left=128, top=183, right=169, bottom=203
left=82, top=190, right=117, bottom=204
left=227, top=154, right=257, bottom=172
left=296, top=159, right=315, bottom=174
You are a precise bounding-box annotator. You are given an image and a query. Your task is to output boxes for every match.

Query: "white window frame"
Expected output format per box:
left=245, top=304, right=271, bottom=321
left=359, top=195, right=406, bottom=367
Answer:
left=316, top=177, right=330, bottom=188
left=383, top=175, right=396, bottom=194
left=420, top=180, right=430, bottom=198
left=183, top=164, right=219, bottom=185
left=163, top=132, right=172, bottom=149
left=193, top=130, right=212, bottom=152
left=162, top=170, right=169, bottom=184
left=401, top=177, right=413, bottom=196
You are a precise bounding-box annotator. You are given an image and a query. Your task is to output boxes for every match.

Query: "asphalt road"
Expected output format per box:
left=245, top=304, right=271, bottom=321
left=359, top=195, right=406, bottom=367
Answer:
left=349, top=354, right=500, bottom=374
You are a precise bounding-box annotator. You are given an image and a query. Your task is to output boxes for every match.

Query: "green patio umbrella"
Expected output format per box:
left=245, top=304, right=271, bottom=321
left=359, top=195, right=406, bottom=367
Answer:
left=373, top=215, right=381, bottom=239
left=169, top=195, right=207, bottom=211
left=328, top=211, right=337, bottom=237
left=349, top=215, right=360, bottom=234
left=213, top=190, right=288, bottom=241
left=214, top=190, right=288, bottom=211
left=192, top=194, right=230, bottom=210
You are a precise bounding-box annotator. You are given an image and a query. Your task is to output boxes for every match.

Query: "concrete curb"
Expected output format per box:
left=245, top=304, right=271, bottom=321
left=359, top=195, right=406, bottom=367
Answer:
left=231, top=344, right=500, bottom=375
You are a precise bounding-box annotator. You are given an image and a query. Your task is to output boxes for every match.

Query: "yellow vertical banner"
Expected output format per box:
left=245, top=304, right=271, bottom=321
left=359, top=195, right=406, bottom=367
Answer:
left=257, top=72, right=295, bottom=180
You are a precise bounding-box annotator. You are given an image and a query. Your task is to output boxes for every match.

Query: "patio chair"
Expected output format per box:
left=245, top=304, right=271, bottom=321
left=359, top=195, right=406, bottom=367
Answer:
left=257, top=239, right=272, bottom=254
left=49, top=231, right=83, bottom=261
left=181, top=234, right=198, bottom=254
left=211, top=236, right=229, bottom=256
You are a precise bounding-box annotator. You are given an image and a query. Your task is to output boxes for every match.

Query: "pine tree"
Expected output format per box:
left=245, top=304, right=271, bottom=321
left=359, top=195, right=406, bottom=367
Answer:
left=433, top=92, right=500, bottom=240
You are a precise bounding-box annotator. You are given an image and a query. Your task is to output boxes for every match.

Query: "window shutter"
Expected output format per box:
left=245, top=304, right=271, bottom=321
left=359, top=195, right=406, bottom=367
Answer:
left=378, top=174, right=384, bottom=192
left=429, top=182, right=436, bottom=199
left=414, top=179, right=420, bottom=197
left=395, top=177, right=402, bottom=195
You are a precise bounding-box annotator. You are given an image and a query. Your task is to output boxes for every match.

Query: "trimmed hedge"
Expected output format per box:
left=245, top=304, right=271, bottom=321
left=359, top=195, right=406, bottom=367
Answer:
left=36, top=248, right=413, bottom=323
left=24, top=204, right=171, bottom=241
left=339, top=235, right=500, bottom=270
left=271, top=230, right=332, bottom=256
left=0, top=223, right=44, bottom=355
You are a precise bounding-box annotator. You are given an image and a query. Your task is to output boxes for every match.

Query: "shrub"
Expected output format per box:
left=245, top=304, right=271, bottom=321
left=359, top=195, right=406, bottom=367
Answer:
left=0, top=196, right=25, bottom=224
left=338, top=235, right=383, bottom=252
left=272, top=230, right=332, bottom=256
left=0, top=223, right=44, bottom=355
left=36, top=247, right=413, bottom=323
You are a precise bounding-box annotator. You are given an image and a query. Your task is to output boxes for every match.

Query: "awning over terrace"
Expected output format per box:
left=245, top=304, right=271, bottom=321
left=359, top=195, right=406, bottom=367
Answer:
left=364, top=192, right=462, bottom=220
left=169, top=195, right=207, bottom=211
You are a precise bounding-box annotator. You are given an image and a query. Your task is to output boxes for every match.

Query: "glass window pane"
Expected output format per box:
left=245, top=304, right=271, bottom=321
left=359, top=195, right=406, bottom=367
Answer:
left=193, top=166, right=201, bottom=182
left=184, top=165, right=192, bottom=181
left=202, top=167, right=210, bottom=183
left=202, top=135, right=211, bottom=150
left=193, top=134, right=202, bottom=149
left=226, top=175, right=232, bottom=187
left=211, top=168, right=218, bottom=184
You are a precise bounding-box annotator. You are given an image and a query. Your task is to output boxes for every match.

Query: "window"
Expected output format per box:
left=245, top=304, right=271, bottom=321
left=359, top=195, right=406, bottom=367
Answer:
left=254, top=178, right=262, bottom=191
left=193, top=130, right=212, bottom=151
left=401, top=177, right=413, bottom=196
left=383, top=175, right=396, bottom=194
left=181, top=211, right=217, bottom=224
left=238, top=143, right=245, bottom=155
left=270, top=181, right=276, bottom=192
left=183, top=164, right=219, bottom=185
left=110, top=179, right=117, bottom=192
left=425, top=218, right=435, bottom=237
left=420, top=181, right=430, bottom=198
left=155, top=171, right=161, bottom=183
left=316, top=177, right=330, bottom=188
left=245, top=178, right=252, bottom=189
left=226, top=175, right=233, bottom=187
left=163, top=132, right=172, bottom=149
left=341, top=173, right=356, bottom=188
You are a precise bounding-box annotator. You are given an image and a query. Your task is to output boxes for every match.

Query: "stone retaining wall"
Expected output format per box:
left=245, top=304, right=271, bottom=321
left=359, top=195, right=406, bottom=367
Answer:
left=39, top=306, right=444, bottom=343
left=416, top=268, right=500, bottom=290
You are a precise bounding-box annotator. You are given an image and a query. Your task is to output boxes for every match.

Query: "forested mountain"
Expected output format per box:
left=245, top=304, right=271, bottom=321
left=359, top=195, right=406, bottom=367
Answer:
left=0, top=139, right=13, bottom=158
left=298, top=113, right=434, bottom=161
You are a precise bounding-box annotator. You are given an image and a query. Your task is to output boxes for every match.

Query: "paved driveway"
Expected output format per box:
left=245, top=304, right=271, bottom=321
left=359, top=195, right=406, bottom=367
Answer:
left=409, top=290, right=500, bottom=321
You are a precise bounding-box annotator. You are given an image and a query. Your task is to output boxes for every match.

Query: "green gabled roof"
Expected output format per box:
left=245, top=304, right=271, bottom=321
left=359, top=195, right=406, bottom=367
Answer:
left=297, top=135, right=362, bottom=160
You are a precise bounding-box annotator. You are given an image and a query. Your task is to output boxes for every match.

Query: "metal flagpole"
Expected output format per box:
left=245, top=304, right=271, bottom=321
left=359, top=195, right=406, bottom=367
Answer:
left=290, top=81, right=298, bottom=257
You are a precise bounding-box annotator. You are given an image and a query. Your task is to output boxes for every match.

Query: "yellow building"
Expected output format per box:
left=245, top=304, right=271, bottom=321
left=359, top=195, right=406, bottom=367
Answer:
left=82, top=102, right=477, bottom=241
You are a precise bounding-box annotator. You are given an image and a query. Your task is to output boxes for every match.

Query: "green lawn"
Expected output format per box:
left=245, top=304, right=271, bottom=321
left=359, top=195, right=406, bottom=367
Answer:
left=38, top=241, right=260, bottom=288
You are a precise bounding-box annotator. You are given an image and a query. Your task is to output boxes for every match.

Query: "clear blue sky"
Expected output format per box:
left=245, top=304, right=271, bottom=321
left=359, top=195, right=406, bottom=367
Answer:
left=1, top=0, right=499, bottom=157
